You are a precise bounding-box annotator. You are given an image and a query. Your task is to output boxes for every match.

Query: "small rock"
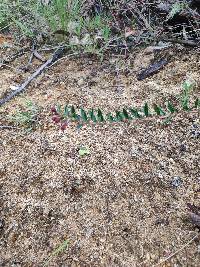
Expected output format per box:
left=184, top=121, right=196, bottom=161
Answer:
left=10, top=85, right=19, bottom=91
left=171, top=176, right=183, bottom=188
left=191, top=124, right=200, bottom=138
left=180, top=144, right=187, bottom=152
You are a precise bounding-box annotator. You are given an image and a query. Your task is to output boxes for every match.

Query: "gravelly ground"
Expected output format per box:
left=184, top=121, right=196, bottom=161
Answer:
left=0, top=48, right=200, bottom=267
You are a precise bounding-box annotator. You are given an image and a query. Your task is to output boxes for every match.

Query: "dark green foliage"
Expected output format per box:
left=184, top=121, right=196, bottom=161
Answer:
left=106, top=113, right=115, bottom=122
left=143, top=102, right=150, bottom=117
left=122, top=108, right=131, bottom=120
left=70, top=105, right=78, bottom=120
left=153, top=104, right=166, bottom=116
left=80, top=108, right=88, bottom=122
left=56, top=97, right=199, bottom=125
left=64, top=105, right=69, bottom=117
left=167, top=101, right=178, bottom=113
left=115, top=111, right=124, bottom=121
left=182, top=98, right=190, bottom=111
left=97, top=109, right=104, bottom=122
left=88, top=109, right=97, bottom=122
left=129, top=108, right=142, bottom=118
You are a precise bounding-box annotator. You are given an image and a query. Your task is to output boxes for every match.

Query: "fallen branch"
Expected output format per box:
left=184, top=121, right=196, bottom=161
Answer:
left=0, top=47, right=65, bottom=106
left=137, top=58, right=168, bottom=81
left=161, top=38, right=200, bottom=47
left=0, top=125, right=19, bottom=129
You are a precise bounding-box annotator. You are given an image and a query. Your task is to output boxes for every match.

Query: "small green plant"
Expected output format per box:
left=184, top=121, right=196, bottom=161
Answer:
left=9, top=100, right=39, bottom=128
left=41, top=0, right=82, bottom=32
left=180, top=80, right=194, bottom=110
left=0, top=0, right=36, bottom=37
left=51, top=81, right=199, bottom=129
left=166, top=1, right=189, bottom=21
left=42, top=239, right=69, bottom=267
left=79, top=146, right=90, bottom=156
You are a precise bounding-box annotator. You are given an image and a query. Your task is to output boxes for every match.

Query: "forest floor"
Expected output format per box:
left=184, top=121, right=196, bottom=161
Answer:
left=0, top=45, right=200, bottom=267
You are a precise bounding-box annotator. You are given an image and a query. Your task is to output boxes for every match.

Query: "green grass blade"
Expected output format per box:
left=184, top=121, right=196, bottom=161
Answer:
left=56, top=104, right=61, bottom=114
left=64, top=105, right=69, bottom=117
left=181, top=98, right=190, bottom=110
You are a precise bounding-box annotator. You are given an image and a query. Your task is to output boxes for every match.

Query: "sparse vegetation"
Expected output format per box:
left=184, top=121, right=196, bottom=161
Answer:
left=1, top=1, right=200, bottom=267
left=42, top=240, right=69, bottom=267
left=51, top=82, right=199, bottom=129
left=0, top=0, right=112, bottom=56
left=8, top=99, right=39, bottom=128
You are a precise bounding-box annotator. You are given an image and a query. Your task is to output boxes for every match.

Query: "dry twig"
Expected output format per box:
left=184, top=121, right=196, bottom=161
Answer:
left=0, top=125, right=19, bottom=129
left=0, top=47, right=65, bottom=106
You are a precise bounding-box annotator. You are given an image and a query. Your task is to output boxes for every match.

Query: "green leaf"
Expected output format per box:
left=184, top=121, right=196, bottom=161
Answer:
left=183, top=80, right=193, bottom=91
left=64, top=105, right=69, bottom=117
left=143, top=103, right=150, bottom=117
left=97, top=109, right=104, bottom=122
left=106, top=113, right=115, bottom=122
left=122, top=108, right=131, bottom=120
left=70, top=106, right=78, bottom=120
left=167, top=102, right=177, bottom=114
left=115, top=110, right=124, bottom=121
left=182, top=98, right=190, bottom=110
left=43, top=240, right=69, bottom=267
left=153, top=104, right=166, bottom=116
left=129, top=108, right=142, bottom=118
left=56, top=104, right=61, bottom=114
left=79, top=147, right=90, bottom=156
left=88, top=109, right=97, bottom=122
left=80, top=108, right=88, bottom=122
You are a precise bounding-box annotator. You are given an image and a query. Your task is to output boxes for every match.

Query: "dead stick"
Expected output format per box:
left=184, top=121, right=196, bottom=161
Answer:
left=0, top=125, right=19, bottom=129
left=161, top=38, right=200, bottom=47
left=0, top=47, right=65, bottom=106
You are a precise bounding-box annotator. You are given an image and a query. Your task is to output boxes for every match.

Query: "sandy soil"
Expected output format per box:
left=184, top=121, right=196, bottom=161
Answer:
left=0, top=47, right=200, bottom=267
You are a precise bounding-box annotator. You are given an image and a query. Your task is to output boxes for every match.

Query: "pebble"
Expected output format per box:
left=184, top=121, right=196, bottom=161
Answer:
left=171, top=176, right=183, bottom=188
